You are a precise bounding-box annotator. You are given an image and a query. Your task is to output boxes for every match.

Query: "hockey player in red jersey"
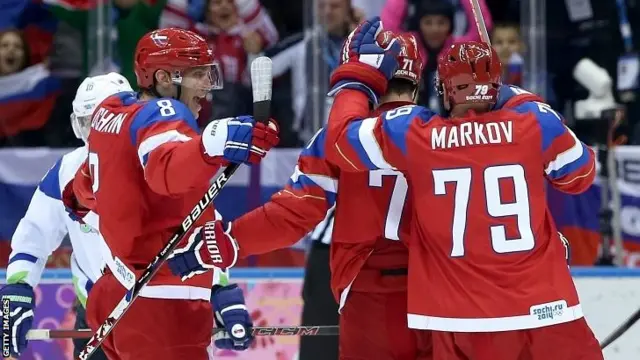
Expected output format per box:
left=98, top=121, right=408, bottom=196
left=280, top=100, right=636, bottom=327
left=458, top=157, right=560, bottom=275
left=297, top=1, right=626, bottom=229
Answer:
left=79, top=28, right=279, bottom=359
left=320, top=17, right=603, bottom=360
left=168, top=32, right=432, bottom=360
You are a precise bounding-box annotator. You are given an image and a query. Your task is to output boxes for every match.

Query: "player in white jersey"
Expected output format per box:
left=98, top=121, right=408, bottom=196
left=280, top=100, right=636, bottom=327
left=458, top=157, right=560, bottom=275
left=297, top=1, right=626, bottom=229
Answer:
left=0, top=73, right=132, bottom=359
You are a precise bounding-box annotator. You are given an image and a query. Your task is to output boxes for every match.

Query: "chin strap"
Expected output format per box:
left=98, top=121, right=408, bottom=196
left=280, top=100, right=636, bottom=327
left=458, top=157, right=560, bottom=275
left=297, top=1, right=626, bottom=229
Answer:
left=176, top=84, right=182, bottom=101
left=149, top=80, right=163, bottom=98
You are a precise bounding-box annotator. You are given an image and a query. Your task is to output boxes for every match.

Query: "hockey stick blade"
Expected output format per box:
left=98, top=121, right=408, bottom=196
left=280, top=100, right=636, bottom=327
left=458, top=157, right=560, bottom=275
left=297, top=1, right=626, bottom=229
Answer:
left=251, top=56, right=272, bottom=124
left=77, top=57, right=274, bottom=360
left=29, top=326, right=338, bottom=340
left=600, top=306, right=640, bottom=349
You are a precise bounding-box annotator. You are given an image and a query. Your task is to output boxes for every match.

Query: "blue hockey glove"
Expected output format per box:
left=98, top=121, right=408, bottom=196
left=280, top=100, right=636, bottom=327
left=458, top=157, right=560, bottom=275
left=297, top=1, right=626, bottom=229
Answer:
left=329, top=16, right=401, bottom=104
left=211, top=284, right=254, bottom=351
left=0, top=283, right=35, bottom=357
left=201, top=116, right=279, bottom=165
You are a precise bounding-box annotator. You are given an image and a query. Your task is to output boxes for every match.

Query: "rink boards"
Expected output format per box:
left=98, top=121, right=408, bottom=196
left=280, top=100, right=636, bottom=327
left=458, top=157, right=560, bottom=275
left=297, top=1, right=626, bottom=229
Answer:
left=1, top=267, right=639, bottom=360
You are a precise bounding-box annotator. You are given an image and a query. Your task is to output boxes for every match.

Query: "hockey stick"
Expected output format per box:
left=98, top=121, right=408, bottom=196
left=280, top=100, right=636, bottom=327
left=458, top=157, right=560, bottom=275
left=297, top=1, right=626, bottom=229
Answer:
left=600, top=307, right=640, bottom=349
left=595, top=108, right=627, bottom=266
left=77, top=57, right=274, bottom=360
left=597, top=109, right=636, bottom=349
left=28, top=326, right=338, bottom=340
left=468, top=0, right=491, bottom=45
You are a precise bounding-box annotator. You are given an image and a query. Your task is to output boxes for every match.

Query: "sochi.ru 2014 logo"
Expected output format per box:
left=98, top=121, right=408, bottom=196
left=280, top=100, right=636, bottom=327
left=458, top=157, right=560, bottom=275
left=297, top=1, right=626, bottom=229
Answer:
left=530, top=300, right=567, bottom=321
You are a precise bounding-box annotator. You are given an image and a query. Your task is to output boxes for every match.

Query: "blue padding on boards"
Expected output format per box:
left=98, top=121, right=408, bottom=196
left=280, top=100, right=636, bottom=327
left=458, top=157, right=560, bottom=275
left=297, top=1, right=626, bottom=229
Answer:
left=2, top=267, right=639, bottom=282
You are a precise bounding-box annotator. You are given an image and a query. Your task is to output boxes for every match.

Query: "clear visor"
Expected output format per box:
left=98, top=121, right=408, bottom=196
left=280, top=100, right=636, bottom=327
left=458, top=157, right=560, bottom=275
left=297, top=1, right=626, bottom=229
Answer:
left=70, top=113, right=91, bottom=142
left=171, top=62, right=223, bottom=92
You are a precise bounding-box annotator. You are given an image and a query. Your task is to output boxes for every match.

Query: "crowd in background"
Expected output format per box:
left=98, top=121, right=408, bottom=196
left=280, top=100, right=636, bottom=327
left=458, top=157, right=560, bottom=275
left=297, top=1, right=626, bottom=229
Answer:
left=0, top=6, right=638, bottom=358
left=0, top=0, right=639, bottom=148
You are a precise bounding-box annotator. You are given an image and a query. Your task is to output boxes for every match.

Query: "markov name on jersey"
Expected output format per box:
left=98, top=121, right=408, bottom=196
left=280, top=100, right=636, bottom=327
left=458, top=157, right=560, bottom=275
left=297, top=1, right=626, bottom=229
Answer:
left=431, top=120, right=513, bottom=150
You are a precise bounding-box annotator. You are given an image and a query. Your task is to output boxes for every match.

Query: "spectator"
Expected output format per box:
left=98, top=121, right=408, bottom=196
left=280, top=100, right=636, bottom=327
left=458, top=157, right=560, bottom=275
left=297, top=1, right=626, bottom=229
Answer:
left=194, top=0, right=279, bottom=123
left=265, top=0, right=359, bottom=146
left=379, top=0, right=493, bottom=111
left=491, top=22, right=524, bottom=86
left=381, top=0, right=493, bottom=42
left=0, top=30, right=29, bottom=76
left=47, top=0, right=168, bottom=84
left=1, top=0, right=56, bottom=65
left=489, top=22, right=557, bottom=108
left=44, top=20, right=85, bottom=147
left=0, top=29, right=60, bottom=147
left=411, top=0, right=457, bottom=111
left=160, top=0, right=278, bottom=124
left=39, top=0, right=169, bottom=147
left=382, top=0, right=491, bottom=112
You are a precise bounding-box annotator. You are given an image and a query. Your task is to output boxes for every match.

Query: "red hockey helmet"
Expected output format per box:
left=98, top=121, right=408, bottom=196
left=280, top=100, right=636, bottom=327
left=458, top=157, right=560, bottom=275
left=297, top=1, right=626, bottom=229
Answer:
left=394, top=33, right=424, bottom=85
left=436, top=41, right=502, bottom=109
left=377, top=31, right=424, bottom=85
left=134, top=28, right=223, bottom=91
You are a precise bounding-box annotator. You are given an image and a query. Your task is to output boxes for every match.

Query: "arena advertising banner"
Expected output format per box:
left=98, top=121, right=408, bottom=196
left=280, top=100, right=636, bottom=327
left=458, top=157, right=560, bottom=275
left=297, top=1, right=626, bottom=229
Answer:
left=0, top=269, right=305, bottom=360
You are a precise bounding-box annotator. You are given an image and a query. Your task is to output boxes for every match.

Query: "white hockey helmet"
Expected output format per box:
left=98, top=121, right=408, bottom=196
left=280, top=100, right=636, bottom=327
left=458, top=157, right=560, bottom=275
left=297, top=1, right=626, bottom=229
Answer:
left=71, top=72, right=133, bottom=143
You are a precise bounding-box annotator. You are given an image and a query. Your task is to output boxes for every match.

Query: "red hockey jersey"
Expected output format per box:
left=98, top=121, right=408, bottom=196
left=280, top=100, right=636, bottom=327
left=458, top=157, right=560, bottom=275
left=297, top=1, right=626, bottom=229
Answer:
left=324, top=85, right=596, bottom=332
left=84, top=92, right=223, bottom=300
left=233, top=102, right=414, bottom=308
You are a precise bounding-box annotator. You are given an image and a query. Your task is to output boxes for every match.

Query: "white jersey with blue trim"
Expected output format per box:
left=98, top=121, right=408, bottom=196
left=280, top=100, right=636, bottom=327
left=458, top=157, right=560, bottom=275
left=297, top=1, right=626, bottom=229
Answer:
left=6, top=146, right=105, bottom=306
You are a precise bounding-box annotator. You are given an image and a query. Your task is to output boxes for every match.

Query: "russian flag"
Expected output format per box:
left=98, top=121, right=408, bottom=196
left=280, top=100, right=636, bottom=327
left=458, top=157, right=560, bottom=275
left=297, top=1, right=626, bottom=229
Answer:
left=0, top=148, right=70, bottom=265
left=41, top=0, right=97, bottom=10
left=547, top=146, right=640, bottom=267
left=0, top=0, right=30, bottom=30
left=0, top=63, right=61, bottom=138
left=548, top=181, right=640, bottom=267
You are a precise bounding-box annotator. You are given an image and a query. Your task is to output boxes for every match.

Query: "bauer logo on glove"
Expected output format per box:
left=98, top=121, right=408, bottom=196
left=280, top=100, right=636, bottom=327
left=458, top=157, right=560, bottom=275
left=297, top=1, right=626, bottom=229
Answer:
left=168, top=220, right=239, bottom=280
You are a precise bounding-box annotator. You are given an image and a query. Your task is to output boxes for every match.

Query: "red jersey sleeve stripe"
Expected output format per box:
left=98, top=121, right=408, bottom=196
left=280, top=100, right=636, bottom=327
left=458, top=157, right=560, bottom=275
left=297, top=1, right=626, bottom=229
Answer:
left=544, top=129, right=592, bottom=180
left=549, top=147, right=596, bottom=193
